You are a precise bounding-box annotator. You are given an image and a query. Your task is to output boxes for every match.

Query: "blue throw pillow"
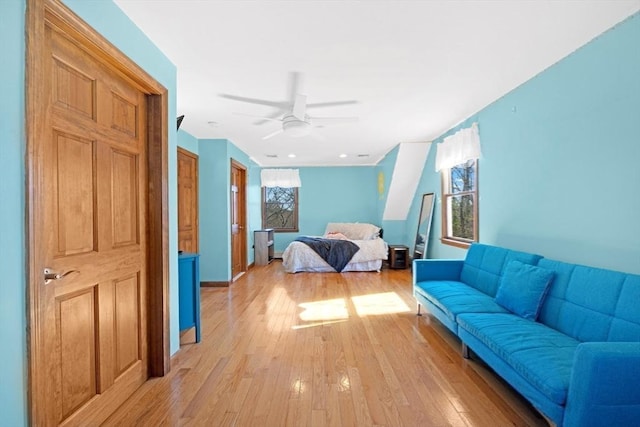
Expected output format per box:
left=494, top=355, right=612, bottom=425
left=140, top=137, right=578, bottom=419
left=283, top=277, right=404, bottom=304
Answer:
left=495, top=260, right=555, bottom=320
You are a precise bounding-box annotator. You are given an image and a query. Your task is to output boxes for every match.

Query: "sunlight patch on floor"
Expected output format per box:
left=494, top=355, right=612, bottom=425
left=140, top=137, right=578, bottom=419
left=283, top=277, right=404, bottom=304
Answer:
left=298, top=298, right=349, bottom=322
left=291, top=319, right=348, bottom=330
left=351, top=292, right=411, bottom=316
left=295, top=292, right=410, bottom=328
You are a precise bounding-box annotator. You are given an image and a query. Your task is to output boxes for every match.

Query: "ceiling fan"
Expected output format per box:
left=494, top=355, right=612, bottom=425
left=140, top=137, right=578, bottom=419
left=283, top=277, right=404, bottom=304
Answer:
left=220, top=72, right=358, bottom=140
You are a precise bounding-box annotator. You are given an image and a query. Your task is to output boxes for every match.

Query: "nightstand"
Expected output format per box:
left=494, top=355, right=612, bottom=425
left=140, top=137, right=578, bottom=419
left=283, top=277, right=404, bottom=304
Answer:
left=388, top=245, right=409, bottom=269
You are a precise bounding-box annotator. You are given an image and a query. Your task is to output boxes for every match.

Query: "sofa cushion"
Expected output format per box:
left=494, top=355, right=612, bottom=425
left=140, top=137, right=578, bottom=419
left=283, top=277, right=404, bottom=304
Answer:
left=414, top=280, right=507, bottom=324
left=460, top=243, right=542, bottom=297
left=458, top=312, right=579, bottom=405
left=495, top=260, right=555, bottom=320
left=538, top=259, right=640, bottom=342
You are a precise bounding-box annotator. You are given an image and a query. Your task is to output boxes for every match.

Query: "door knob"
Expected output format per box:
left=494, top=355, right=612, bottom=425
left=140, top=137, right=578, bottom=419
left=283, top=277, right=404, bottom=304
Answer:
left=44, top=268, right=79, bottom=284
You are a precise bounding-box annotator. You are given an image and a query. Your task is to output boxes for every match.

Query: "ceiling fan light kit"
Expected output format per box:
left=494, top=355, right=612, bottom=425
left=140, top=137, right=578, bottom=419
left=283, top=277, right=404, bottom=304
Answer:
left=282, top=115, right=311, bottom=137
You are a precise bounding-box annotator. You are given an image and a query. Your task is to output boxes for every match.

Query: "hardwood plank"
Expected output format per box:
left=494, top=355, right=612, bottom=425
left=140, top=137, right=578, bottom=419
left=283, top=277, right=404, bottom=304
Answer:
left=104, top=262, right=549, bottom=426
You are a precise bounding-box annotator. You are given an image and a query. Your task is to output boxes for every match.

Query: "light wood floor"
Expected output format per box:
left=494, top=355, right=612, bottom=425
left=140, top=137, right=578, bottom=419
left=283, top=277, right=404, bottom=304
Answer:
left=104, top=261, right=549, bottom=426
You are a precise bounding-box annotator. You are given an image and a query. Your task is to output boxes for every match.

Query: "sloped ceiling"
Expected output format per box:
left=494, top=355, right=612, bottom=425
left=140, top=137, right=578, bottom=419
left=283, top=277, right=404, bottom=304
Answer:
left=383, top=143, right=431, bottom=221
left=114, top=0, right=640, bottom=167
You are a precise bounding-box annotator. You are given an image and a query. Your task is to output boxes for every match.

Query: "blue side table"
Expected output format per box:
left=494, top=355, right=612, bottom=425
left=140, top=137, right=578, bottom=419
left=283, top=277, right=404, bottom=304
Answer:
left=178, top=253, right=201, bottom=343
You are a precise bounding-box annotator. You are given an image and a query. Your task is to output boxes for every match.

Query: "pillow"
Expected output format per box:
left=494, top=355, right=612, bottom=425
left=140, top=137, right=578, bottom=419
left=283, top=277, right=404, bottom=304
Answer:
left=324, top=223, right=381, bottom=240
left=324, top=232, right=349, bottom=240
left=495, top=260, right=555, bottom=321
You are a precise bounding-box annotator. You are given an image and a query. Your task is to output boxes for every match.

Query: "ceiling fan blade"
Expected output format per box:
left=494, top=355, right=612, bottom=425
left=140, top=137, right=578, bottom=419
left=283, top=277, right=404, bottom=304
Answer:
left=233, top=112, right=283, bottom=123
left=307, top=100, right=358, bottom=109
left=220, top=93, right=288, bottom=109
left=262, top=129, right=284, bottom=140
left=293, top=94, right=307, bottom=120
left=309, top=116, right=359, bottom=125
left=288, top=71, right=304, bottom=104
left=252, top=109, right=289, bottom=126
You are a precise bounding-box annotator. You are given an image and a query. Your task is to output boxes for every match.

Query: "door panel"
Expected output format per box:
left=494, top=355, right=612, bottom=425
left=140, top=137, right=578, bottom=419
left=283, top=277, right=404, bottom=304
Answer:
left=111, top=149, right=139, bottom=247
left=53, top=132, right=96, bottom=256
left=177, top=148, right=199, bottom=253
left=57, top=287, right=98, bottom=419
left=52, top=57, right=96, bottom=119
left=114, top=274, right=140, bottom=374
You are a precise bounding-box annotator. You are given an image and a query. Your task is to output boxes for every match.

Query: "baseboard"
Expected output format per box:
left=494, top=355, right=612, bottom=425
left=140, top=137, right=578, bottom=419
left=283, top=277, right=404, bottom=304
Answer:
left=200, top=281, right=230, bottom=288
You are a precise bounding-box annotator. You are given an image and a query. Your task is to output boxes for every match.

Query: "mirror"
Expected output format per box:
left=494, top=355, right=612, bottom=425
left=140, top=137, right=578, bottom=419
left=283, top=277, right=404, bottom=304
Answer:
left=413, top=193, right=435, bottom=259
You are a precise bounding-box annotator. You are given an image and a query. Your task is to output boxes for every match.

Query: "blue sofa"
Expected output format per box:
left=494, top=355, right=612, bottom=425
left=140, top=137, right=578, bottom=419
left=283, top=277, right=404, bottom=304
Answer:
left=413, top=243, right=640, bottom=427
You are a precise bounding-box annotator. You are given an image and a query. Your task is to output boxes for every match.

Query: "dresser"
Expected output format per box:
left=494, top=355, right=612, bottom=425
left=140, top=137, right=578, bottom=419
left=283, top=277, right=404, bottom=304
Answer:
left=178, top=252, right=201, bottom=343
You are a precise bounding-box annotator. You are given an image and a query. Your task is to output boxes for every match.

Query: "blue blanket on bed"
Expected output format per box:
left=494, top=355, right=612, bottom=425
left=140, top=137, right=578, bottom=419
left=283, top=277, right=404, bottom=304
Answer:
left=295, top=237, right=359, bottom=272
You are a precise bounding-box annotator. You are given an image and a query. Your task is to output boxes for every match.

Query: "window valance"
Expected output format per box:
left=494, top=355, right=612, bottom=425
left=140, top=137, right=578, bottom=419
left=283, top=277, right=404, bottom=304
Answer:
left=435, top=123, right=482, bottom=172
left=260, top=168, right=302, bottom=188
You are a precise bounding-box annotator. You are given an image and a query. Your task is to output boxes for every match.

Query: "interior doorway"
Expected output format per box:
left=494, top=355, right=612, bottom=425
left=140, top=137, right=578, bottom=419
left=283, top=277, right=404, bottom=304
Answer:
left=178, top=147, right=199, bottom=253
left=26, top=0, right=170, bottom=424
left=230, top=159, right=247, bottom=280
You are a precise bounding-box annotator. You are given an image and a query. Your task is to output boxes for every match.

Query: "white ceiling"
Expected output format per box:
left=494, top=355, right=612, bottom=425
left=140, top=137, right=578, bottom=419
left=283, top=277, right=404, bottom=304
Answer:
left=114, top=0, right=639, bottom=167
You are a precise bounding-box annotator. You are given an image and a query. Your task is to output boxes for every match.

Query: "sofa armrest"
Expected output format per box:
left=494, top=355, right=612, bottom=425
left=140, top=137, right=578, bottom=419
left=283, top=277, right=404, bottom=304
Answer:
left=413, top=259, right=464, bottom=283
left=564, top=342, right=640, bottom=427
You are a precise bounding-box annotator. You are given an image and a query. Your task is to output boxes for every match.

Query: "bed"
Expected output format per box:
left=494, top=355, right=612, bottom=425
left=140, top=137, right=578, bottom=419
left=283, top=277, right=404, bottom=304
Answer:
left=282, top=223, right=388, bottom=273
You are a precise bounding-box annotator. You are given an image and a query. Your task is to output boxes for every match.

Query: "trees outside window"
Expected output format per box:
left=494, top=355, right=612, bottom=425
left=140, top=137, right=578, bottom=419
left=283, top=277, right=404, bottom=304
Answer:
left=262, top=187, right=299, bottom=232
left=441, top=159, right=478, bottom=247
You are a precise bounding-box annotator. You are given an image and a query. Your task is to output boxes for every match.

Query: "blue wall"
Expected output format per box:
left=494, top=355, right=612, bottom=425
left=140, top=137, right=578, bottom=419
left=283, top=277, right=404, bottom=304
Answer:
left=408, top=12, right=640, bottom=273
left=198, top=139, right=261, bottom=282
left=273, top=167, right=378, bottom=252
left=178, top=129, right=199, bottom=154
left=0, top=1, right=179, bottom=425
left=0, top=1, right=27, bottom=425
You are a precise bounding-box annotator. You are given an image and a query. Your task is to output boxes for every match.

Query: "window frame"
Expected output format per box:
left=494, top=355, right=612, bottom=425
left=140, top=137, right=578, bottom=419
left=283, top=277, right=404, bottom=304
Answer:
left=440, top=159, right=479, bottom=248
left=261, top=186, right=299, bottom=232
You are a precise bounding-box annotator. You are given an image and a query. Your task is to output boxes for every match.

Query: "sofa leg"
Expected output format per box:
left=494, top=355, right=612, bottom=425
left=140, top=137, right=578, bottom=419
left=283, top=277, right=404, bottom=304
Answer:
left=462, top=343, right=470, bottom=359
left=417, top=303, right=422, bottom=316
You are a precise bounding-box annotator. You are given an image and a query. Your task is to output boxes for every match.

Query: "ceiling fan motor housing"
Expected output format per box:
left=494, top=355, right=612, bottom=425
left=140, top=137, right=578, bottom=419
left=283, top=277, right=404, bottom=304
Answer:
left=282, top=114, right=311, bottom=137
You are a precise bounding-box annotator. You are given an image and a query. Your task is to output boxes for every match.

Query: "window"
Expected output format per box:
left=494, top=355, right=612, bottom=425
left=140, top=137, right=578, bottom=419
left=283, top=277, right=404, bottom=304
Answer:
left=262, top=186, right=299, bottom=232
left=441, top=159, right=478, bottom=248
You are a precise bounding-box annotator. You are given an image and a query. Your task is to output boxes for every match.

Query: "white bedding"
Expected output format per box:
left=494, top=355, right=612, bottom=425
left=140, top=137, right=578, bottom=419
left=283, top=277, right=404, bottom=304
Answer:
left=282, top=237, right=388, bottom=273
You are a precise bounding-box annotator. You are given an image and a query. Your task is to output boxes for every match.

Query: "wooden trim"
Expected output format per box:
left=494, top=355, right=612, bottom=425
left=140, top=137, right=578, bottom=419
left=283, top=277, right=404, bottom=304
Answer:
left=440, top=237, right=472, bottom=249
left=178, top=146, right=198, bottom=158
left=26, top=0, right=170, bottom=423
left=201, top=281, right=231, bottom=288
left=42, top=0, right=164, bottom=94
left=25, top=1, right=50, bottom=424
left=440, top=160, right=479, bottom=248
left=147, top=93, right=170, bottom=376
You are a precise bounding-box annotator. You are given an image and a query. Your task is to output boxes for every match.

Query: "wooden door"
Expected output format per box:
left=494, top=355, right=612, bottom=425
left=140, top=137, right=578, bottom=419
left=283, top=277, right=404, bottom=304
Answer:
left=230, top=160, right=247, bottom=280
left=178, top=147, right=199, bottom=253
left=26, top=1, right=169, bottom=425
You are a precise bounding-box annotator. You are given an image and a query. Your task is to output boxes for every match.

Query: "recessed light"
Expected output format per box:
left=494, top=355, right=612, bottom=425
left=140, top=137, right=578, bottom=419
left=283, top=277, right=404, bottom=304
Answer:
left=339, top=154, right=348, bottom=158
left=288, top=153, right=296, bottom=158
